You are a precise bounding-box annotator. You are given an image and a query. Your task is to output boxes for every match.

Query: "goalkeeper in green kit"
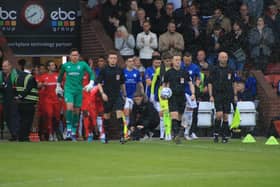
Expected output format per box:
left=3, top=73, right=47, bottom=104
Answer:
left=56, top=48, right=95, bottom=141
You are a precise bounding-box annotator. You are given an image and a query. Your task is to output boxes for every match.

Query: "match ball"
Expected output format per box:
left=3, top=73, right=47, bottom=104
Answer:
left=160, top=87, right=172, bottom=99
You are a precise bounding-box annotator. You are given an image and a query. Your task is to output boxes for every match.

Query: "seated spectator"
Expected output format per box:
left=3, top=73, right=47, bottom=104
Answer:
left=183, top=15, right=206, bottom=55
left=206, top=7, right=232, bottom=35
left=243, top=0, right=264, bottom=22
left=196, top=49, right=212, bottom=71
left=236, top=81, right=255, bottom=101
left=136, top=20, right=158, bottom=68
left=129, top=91, right=160, bottom=140
left=132, top=8, right=147, bottom=38
left=245, top=71, right=257, bottom=100
left=114, top=26, right=135, bottom=60
left=126, top=0, right=139, bottom=33
left=101, top=0, right=125, bottom=39
left=248, top=17, right=274, bottom=72
left=159, top=21, right=184, bottom=57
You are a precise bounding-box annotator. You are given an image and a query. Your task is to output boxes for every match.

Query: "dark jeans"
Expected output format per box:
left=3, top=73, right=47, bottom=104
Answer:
left=18, top=103, right=35, bottom=141
left=4, top=100, right=20, bottom=138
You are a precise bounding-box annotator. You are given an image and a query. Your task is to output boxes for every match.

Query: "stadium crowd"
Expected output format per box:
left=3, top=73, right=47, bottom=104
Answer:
left=1, top=0, right=279, bottom=143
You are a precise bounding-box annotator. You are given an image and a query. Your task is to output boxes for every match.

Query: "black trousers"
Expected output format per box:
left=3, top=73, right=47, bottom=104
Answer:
left=18, top=103, right=35, bottom=141
left=3, top=100, right=20, bottom=138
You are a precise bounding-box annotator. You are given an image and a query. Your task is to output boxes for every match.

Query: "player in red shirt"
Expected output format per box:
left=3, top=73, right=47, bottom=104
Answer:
left=38, top=61, right=61, bottom=141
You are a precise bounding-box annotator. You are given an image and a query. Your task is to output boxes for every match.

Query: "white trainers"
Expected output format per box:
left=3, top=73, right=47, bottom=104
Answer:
left=185, top=135, right=193, bottom=140
left=49, top=134, right=54, bottom=141
left=191, top=132, right=198, bottom=139
left=53, top=133, right=58, bottom=141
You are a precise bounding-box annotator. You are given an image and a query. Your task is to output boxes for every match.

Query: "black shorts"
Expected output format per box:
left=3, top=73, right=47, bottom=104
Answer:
left=168, top=94, right=186, bottom=114
left=214, top=95, right=232, bottom=113
left=103, top=96, right=124, bottom=113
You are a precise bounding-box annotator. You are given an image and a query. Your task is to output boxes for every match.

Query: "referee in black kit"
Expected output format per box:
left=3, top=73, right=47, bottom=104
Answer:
left=163, top=55, right=195, bottom=144
left=208, top=51, right=237, bottom=143
left=97, top=50, right=127, bottom=144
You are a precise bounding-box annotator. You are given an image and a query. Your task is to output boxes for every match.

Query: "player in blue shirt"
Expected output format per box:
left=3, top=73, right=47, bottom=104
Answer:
left=181, top=52, right=200, bottom=140
left=124, top=57, right=144, bottom=131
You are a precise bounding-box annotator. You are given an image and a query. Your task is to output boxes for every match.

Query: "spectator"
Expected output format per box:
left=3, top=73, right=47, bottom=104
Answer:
left=265, top=4, right=280, bottom=61
left=243, top=0, right=264, bottom=22
left=196, top=49, right=212, bottom=71
left=167, top=0, right=182, bottom=10
left=101, top=0, right=125, bottom=39
left=157, top=2, right=176, bottom=35
left=183, top=15, right=206, bottom=55
left=223, top=20, right=248, bottom=71
left=236, top=3, right=255, bottom=33
left=136, top=20, right=158, bottom=68
left=206, top=24, right=225, bottom=64
left=114, top=26, right=135, bottom=60
left=129, top=91, right=159, bottom=141
left=139, top=0, right=155, bottom=19
left=150, top=0, right=166, bottom=35
left=248, top=17, right=274, bottom=72
left=126, top=0, right=139, bottom=33
left=236, top=81, right=254, bottom=101
left=132, top=8, right=147, bottom=38
left=159, top=21, right=184, bottom=57
left=173, top=0, right=189, bottom=22
left=206, top=7, right=232, bottom=35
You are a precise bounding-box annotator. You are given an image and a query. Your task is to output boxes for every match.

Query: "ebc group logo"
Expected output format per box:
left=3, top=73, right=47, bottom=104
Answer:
left=0, top=7, right=17, bottom=32
left=50, top=8, right=76, bottom=32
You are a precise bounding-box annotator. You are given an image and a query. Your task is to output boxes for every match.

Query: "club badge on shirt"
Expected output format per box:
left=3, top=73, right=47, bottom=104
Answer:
left=116, top=74, right=120, bottom=80
left=180, top=77, right=184, bottom=84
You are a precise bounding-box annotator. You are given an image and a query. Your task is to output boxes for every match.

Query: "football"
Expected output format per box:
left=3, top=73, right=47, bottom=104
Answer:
left=160, top=87, right=172, bottom=99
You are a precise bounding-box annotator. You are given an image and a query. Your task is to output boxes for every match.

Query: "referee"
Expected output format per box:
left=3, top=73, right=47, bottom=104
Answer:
left=163, top=55, right=195, bottom=144
left=208, top=51, right=237, bottom=143
left=97, top=51, right=127, bottom=144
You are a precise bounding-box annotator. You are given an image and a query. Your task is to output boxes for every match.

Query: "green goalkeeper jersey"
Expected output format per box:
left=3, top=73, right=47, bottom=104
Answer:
left=57, top=61, right=94, bottom=93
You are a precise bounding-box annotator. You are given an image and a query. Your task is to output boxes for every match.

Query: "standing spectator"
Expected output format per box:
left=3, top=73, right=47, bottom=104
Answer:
left=183, top=15, right=206, bottom=55
left=243, top=0, right=264, bottom=22
left=223, top=21, right=248, bottom=71
left=236, top=4, right=255, bottom=33
left=114, top=26, right=135, bottom=60
left=159, top=21, right=184, bottom=57
left=157, top=3, right=176, bottom=35
left=126, top=0, right=139, bottom=33
left=132, top=8, right=147, bottom=38
left=56, top=48, right=95, bottom=141
left=265, top=4, right=280, bottom=61
left=139, top=0, right=155, bottom=19
left=14, top=61, right=38, bottom=141
left=2, top=60, right=20, bottom=141
left=206, top=8, right=232, bottom=35
left=150, top=0, right=166, bottom=35
left=136, top=20, right=158, bottom=68
left=248, top=17, right=274, bottom=72
left=129, top=91, right=159, bottom=140
left=101, top=0, right=125, bottom=39
left=167, top=0, right=182, bottom=10
left=208, top=52, right=237, bottom=143
left=163, top=55, right=195, bottom=144
left=97, top=51, right=127, bottom=144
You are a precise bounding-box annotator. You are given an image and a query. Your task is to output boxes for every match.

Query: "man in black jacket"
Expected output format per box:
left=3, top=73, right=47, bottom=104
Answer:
left=129, top=91, right=159, bottom=140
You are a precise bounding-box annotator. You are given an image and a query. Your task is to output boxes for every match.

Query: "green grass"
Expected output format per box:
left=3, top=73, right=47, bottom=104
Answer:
left=0, top=138, right=279, bottom=187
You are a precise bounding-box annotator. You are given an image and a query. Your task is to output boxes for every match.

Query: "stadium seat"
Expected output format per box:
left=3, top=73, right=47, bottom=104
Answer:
left=197, top=102, right=214, bottom=127
left=236, top=101, right=257, bottom=127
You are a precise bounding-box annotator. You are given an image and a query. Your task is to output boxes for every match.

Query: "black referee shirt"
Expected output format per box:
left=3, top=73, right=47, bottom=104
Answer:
left=96, top=65, right=125, bottom=97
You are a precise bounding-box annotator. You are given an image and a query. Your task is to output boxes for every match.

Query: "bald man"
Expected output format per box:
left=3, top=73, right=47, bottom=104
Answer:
left=208, top=52, right=237, bottom=143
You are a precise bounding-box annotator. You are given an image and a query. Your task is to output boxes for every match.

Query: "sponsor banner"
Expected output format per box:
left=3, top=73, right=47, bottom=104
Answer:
left=0, top=0, right=81, bottom=55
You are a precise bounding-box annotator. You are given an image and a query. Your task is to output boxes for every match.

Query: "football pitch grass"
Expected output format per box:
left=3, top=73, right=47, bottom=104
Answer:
left=0, top=138, right=279, bottom=187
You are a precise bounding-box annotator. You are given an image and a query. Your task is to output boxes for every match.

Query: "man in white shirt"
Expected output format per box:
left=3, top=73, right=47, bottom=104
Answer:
left=136, top=20, right=158, bottom=68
